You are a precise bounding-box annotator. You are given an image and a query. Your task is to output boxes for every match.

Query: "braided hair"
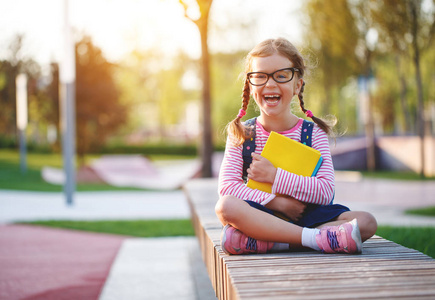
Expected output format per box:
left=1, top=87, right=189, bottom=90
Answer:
left=297, top=80, right=332, bottom=135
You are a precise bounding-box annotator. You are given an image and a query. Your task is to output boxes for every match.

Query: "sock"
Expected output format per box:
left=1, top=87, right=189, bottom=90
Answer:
left=301, top=228, right=321, bottom=251
left=271, top=242, right=289, bottom=252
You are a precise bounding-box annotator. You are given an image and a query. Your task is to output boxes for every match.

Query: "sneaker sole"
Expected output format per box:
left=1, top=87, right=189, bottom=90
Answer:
left=350, top=219, right=362, bottom=253
left=221, top=224, right=231, bottom=255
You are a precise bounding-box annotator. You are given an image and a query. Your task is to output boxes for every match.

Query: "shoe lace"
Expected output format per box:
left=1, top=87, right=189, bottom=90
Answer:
left=327, top=230, right=339, bottom=250
left=246, top=237, right=257, bottom=251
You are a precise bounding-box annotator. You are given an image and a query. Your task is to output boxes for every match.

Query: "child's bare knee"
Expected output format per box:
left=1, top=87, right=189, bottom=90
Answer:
left=215, top=195, right=239, bottom=223
left=357, top=212, right=377, bottom=241
left=364, top=212, right=378, bottom=236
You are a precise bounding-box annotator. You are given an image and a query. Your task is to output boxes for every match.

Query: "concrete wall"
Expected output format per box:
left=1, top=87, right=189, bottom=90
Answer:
left=331, top=136, right=435, bottom=176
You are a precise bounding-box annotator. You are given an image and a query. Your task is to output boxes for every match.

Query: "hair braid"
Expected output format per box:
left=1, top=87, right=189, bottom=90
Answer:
left=227, top=78, right=252, bottom=146
left=297, top=80, right=333, bottom=135
left=241, top=79, right=250, bottom=110
left=298, top=81, right=307, bottom=114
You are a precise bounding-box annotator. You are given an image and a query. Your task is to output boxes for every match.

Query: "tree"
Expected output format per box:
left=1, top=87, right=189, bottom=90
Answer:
left=179, top=0, right=214, bottom=178
left=370, top=0, right=435, bottom=176
left=75, top=36, right=127, bottom=164
left=369, top=0, right=414, bottom=133
left=116, top=49, right=198, bottom=143
left=0, top=59, right=17, bottom=140
left=0, top=34, right=45, bottom=146
left=304, top=0, right=360, bottom=117
left=407, top=0, right=435, bottom=177
left=44, top=63, right=60, bottom=150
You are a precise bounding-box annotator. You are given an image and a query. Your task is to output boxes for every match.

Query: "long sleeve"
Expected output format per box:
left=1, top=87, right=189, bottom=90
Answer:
left=218, top=134, right=276, bottom=206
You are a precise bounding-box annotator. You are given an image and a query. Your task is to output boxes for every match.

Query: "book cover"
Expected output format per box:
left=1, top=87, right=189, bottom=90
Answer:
left=246, top=131, right=323, bottom=193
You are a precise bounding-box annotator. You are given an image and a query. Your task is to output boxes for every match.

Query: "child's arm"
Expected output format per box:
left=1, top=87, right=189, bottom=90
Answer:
left=271, top=127, right=335, bottom=205
left=218, top=135, right=276, bottom=206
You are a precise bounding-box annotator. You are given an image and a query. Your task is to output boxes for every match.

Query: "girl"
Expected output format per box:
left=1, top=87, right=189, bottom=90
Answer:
left=216, top=38, right=377, bottom=255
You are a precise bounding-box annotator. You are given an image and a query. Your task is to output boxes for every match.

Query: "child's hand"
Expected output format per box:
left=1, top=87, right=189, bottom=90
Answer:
left=247, top=153, right=277, bottom=184
left=265, top=195, right=307, bottom=223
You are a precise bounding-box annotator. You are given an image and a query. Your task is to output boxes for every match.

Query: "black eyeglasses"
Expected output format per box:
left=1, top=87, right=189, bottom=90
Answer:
left=247, top=68, right=300, bottom=86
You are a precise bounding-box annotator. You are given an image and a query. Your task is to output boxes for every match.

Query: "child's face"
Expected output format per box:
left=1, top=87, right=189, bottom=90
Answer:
left=250, top=53, right=303, bottom=120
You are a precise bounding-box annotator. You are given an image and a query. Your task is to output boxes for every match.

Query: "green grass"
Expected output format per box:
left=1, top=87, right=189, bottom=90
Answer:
left=19, top=219, right=195, bottom=237
left=406, top=206, right=435, bottom=217
left=0, top=149, right=192, bottom=192
left=376, top=226, right=435, bottom=259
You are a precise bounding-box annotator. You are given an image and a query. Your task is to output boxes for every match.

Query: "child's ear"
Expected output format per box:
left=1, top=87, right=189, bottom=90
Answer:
left=295, top=78, right=304, bottom=95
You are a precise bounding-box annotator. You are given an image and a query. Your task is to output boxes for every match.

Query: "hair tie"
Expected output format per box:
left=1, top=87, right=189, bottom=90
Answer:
left=237, top=109, right=246, bottom=118
left=305, top=110, right=313, bottom=118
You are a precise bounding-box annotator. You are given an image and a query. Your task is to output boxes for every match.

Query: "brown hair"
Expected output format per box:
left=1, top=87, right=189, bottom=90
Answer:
left=227, top=38, right=333, bottom=146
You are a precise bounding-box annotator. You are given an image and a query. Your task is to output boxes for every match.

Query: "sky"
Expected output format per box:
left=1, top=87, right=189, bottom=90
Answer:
left=0, top=0, right=304, bottom=70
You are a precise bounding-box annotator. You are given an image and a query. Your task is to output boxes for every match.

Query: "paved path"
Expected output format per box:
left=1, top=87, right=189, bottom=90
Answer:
left=0, top=189, right=215, bottom=300
left=0, top=190, right=190, bottom=224
left=0, top=224, right=125, bottom=300
left=1, top=175, right=435, bottom=300
left=333, top=173, right=435, bottom=227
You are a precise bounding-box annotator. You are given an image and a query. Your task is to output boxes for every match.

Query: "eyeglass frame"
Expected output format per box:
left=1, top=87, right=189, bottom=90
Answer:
left=246, top=67, right=300, bottom=86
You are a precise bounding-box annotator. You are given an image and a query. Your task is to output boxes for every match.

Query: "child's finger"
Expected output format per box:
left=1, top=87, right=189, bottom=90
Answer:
left=251, top=152, right=261, bottom=160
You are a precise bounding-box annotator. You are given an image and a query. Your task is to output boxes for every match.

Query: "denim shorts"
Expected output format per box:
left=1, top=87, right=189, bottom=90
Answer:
left=245, top=200, right=350, bottom=228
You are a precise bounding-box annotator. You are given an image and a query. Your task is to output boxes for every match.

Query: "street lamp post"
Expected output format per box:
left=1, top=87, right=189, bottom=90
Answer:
left=60, top=0, right=76, bottom=206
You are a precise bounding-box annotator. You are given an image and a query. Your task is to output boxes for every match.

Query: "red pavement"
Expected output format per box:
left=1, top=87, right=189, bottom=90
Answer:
left=0, top=225, right=126, bottom=300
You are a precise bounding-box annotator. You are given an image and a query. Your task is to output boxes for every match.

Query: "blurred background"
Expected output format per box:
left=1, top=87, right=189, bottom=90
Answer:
left=1, top=2, right=435, bottom=299
left=1, top=0, right=434, bottom=186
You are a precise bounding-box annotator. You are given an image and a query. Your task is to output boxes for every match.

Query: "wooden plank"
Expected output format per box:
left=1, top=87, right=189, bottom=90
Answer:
left=184, top=179, right=435, bottom=300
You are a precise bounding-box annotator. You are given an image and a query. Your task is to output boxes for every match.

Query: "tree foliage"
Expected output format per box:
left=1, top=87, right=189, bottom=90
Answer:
left=1, top=1, right=434, bottom=163
left=304, top=0, right=360, bottom=117
left=115, top=49, right=198, bottom=143
left=75, top=36, right=127, bottom=162
left=0, top=35, right=46, bottom=146
left=303, top=0, right=434, bottom=137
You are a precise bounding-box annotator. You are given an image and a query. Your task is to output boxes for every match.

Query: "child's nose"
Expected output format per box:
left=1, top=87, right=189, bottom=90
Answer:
left=265, top=76, right=278, bottom=87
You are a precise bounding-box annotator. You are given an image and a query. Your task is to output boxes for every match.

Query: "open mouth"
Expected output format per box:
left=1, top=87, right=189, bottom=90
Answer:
left=263, top=94, right=281, bottom=104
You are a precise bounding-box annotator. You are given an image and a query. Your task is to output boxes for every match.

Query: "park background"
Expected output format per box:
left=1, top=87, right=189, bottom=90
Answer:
left=1, top=1, right=435, bottom=299
left=1, top=0, right=434, bottom=178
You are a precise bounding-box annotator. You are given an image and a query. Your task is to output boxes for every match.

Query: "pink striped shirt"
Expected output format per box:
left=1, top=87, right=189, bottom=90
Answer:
left=218, top=118, right=335, bottom=206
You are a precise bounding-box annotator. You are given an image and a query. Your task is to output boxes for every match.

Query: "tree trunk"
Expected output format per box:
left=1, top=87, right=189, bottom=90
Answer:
left=395, top=55, right=412, bottom=133
left=199, top=18, right=213, bottom=178
left=410, top=0, right=426, bottom=177
left=179, top=0, right=214, bottom=177
left=364, top=49, right=376, bottom=171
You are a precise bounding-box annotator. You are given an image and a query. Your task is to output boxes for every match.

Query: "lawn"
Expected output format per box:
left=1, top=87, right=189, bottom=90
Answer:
left=19, top=219, right=195, bottom=238
left=376, top=226, right=435, bottom=259
left=406, top=206, right=435, bottom=217
left=0, top=149, right=173, bottom=191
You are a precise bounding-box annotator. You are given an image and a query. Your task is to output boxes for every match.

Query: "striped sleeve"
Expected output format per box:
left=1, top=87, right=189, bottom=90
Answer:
left=218, top=135, right=276, bottom=205
left=271, top=126, right=335, bottom=205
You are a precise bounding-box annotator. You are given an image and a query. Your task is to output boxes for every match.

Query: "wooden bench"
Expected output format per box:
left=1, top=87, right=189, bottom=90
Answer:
left=183, top=178, right=435, bottom=300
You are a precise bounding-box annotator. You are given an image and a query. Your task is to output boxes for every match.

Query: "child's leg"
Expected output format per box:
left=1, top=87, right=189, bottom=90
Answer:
left=216, top=195, right=363, bottom=255
left=318, top=211, right=377, bottom=242
left=215, top=195, right=303, bottom=246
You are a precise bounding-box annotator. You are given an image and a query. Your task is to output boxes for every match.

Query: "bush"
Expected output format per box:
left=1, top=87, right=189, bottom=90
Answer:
left=100, top=143, right=198, bottom=156
left=0, top=135, right=16, bottom=149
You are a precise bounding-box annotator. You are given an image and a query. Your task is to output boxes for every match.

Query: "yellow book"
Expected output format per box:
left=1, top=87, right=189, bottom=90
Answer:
left=246, top=131, right=323, bottom=193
